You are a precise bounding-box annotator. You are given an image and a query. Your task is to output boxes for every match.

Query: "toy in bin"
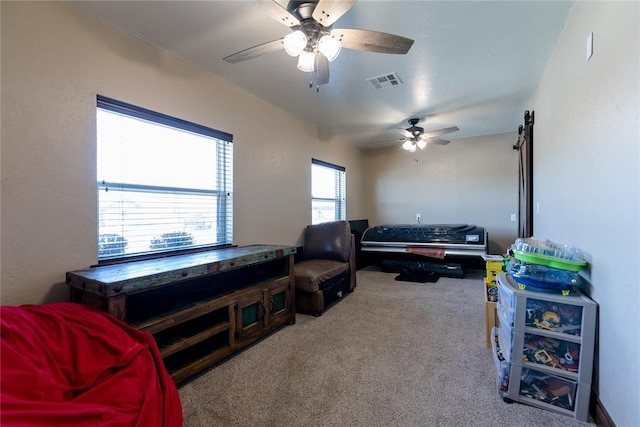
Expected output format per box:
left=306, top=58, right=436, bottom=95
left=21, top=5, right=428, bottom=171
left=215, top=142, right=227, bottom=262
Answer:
left=487, top=285, right=498, bottom=302
left=523, top=333, right=580, bottom=372
left=525, top=300, right=583, bottom=336
left=510, top=238, right=586, bottom=272
left=519, top=369, right=576, bottom=411
left=507, top=257, right=582, bottom=295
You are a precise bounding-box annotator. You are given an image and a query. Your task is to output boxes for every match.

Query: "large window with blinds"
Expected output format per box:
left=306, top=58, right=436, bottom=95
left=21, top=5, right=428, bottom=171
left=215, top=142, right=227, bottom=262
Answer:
left=96, top=95, right=233, bottom=262
left=311, top=159, right=346, bottom=224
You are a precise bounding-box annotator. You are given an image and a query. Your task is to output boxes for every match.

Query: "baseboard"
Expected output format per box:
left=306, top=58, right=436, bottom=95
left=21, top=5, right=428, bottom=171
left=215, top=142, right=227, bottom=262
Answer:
left=591, top=388, right=615, bottom=427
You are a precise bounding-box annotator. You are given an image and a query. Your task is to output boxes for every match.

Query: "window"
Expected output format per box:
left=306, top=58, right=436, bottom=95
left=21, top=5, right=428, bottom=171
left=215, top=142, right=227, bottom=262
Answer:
left=311, top=159, right=345, bottom=224
left=96, top=95, right=233, bottom=262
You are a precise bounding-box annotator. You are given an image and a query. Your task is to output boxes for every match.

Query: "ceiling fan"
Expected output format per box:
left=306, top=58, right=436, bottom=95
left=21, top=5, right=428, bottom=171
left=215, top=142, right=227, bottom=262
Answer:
left=223, top=0, right=414, bottom=87
left=379, top=118, right=460, bottom=152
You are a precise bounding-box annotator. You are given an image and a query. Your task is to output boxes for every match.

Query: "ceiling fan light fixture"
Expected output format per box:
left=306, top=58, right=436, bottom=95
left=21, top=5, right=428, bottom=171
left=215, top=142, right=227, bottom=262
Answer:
left=223, top=0, right=415, bottom=87
left=402, top=140, right=414, bottom=151
left=318, top=35, right=341, bottom=61
left=416, top=139, right=427, bottom=150
left=283, top=30, right=307, bottom=57
left=297, top=49, right=315, bottom=72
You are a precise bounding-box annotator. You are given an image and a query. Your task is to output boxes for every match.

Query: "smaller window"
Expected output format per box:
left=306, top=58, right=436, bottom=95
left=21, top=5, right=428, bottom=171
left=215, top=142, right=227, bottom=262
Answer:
left=311, top=159, right=346, bottom=224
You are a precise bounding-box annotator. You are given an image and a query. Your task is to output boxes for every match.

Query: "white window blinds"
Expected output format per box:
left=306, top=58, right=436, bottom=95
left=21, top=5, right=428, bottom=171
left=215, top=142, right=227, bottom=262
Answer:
left=311, top=159, right=346, bottom=224
left=96, top=95, right=233, bottom=262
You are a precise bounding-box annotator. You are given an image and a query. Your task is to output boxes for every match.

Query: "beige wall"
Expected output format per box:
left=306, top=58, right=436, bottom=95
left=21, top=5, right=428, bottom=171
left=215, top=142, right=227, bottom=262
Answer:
left=4, top=3, right=638, bottom=423
left=363, top=132, right=520, bottom=254
left=0, top=1, right=364, bottom=305
left=530, top=1, right=639, bottom=425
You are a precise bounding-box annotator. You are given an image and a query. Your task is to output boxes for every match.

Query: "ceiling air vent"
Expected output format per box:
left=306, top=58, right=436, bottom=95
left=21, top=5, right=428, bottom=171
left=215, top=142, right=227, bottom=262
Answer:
left=367, top=72, right=403, bottom=89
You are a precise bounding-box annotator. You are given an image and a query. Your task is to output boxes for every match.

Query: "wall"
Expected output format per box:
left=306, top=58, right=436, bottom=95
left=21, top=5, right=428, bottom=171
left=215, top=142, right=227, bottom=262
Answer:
left=531, top=1, right=639, bottom=425
left=363, top=132, right=519, bottom=254
left=0, top=1, right=364, bottom=305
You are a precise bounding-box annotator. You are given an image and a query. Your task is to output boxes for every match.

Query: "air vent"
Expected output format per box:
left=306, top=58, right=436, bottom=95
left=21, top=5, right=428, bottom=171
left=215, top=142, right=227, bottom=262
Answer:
left=367, top=72, right=403, bottom=89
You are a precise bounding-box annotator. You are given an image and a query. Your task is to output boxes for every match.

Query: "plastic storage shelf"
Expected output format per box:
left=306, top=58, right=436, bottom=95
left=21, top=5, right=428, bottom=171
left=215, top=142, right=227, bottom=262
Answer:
left=495, top=273, right=597, bottom=422
left=519, top=367, right=578, bottom=412
left=497, top=318, right=514, bottom=362
left=522, top=332, right=581, bottom=373
left=491, top=327, right=511, bottom=393
left=497, top=278, right=516, bottom=327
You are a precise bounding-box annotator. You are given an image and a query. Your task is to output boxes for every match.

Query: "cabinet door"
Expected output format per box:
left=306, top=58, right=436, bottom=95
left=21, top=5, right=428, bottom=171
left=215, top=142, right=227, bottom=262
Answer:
left=266, top=280, right=293, bottom=325
left=234, top=289, right=265, bottom=340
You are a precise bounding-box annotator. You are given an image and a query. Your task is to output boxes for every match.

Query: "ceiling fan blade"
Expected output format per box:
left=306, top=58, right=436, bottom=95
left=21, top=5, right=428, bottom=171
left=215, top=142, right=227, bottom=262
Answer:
left=312, top=0, right=357, bottom=27
left=428, top=138, right=451, bottom=145
left=332, top=28, right=414, bottom=54
left=255, top=0, right=300, bottom=27
left=423, top=126, right=460, bottom=138
left=400, top=129, right=412, bottom=138
left=223, top=38, right=283, bottom=63
left=316, top=54, right=330, bottom=86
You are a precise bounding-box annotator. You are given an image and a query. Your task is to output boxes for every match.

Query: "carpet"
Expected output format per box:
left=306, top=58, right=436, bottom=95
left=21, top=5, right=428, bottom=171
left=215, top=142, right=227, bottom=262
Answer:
left=178, top=267, right=594, bottom=427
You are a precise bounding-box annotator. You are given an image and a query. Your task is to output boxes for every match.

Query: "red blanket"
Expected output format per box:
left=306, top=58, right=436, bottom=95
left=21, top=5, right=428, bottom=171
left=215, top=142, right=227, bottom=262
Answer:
left=1, top=303, right=182, bottom=426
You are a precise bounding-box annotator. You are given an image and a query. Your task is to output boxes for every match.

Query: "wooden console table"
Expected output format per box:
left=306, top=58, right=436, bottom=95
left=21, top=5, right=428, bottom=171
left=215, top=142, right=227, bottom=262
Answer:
left=66, top=244, right=296, bottom=383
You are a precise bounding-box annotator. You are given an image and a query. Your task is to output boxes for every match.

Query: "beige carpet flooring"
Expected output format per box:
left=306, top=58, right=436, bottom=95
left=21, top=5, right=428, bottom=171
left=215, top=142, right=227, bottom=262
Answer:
left=179, top=267, right=595, bottom=427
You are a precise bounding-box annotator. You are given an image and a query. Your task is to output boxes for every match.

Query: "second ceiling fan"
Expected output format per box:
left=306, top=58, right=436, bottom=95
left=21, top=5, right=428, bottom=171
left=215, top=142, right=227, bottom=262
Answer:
left=383, top=118, right=460, bottom=152
left=223, top=0, right=414, bottom=86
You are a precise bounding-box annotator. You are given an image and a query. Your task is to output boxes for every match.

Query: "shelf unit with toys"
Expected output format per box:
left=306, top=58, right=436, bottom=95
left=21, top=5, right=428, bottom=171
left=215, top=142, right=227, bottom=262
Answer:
left=483, top=255, right=504, bottom=348
left=494, top=273, right=597, bottom=422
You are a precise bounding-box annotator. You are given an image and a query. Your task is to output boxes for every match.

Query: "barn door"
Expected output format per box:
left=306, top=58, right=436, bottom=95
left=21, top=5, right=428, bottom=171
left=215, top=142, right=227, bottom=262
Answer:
left=515, top=110, right=534, bottom=238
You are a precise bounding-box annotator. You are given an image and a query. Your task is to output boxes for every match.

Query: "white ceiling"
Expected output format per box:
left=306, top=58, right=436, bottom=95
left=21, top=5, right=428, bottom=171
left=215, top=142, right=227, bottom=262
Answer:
left=70, top=0, right=573, bottom=149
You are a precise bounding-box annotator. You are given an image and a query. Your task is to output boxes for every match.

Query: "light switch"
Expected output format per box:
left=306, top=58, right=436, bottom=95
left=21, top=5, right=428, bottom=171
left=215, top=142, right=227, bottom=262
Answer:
left=510, top=214, right=517, bottom=222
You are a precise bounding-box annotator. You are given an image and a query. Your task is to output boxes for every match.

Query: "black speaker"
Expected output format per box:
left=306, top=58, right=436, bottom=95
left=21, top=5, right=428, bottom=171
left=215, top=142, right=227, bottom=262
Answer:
left=348, top=219, right=370, bottom=270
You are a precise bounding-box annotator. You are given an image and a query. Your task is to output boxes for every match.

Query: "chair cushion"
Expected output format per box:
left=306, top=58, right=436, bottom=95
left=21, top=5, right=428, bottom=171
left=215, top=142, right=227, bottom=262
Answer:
left=294, top=259, right=349, bottom=293
left=303, top=220, right=351, bottom=262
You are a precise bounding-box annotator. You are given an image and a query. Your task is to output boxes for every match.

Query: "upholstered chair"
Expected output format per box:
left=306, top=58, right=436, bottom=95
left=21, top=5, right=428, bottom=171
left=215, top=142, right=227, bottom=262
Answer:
left=294, top=220, right=356, bottom=316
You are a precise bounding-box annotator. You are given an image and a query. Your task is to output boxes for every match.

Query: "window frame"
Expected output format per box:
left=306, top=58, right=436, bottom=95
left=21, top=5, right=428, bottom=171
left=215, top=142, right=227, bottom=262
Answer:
left=96, top=95, right=233, bottom=264
left=311, top=158, right=346, bottom=224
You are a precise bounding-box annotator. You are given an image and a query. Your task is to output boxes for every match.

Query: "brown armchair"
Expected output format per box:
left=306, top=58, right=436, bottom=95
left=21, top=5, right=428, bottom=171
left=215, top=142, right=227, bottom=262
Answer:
left=294, top=220, right=357, bottom=316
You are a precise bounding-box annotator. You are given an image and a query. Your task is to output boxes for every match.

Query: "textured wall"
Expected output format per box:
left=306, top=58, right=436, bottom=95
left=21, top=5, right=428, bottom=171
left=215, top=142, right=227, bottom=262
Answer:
left=0, top=1, right=364, bottom=305
left=363, top=132, right=519, bottom=254
left=531, top=1, right=640, bottom=425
